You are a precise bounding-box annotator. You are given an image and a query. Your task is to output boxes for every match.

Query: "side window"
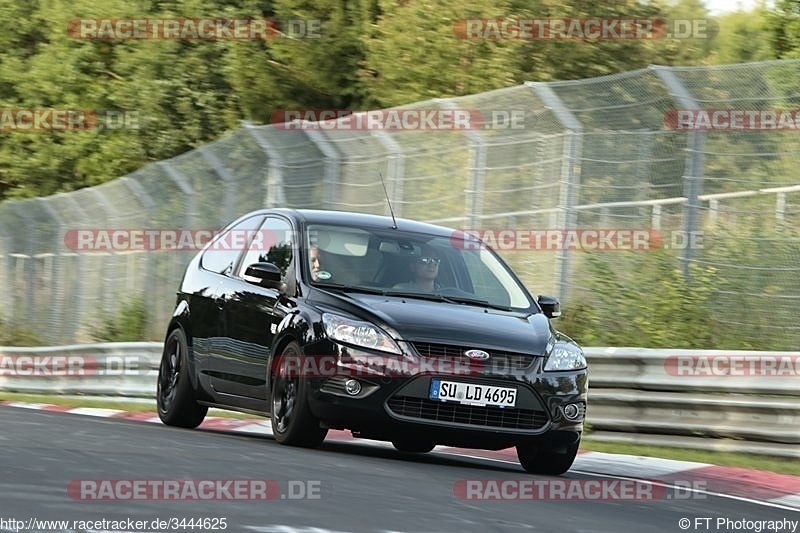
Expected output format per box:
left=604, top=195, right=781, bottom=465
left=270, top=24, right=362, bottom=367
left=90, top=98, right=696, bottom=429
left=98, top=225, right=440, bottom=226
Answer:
left=200, top=215, right=264, bottom=275
left=237, top=217, right=295, bottom=280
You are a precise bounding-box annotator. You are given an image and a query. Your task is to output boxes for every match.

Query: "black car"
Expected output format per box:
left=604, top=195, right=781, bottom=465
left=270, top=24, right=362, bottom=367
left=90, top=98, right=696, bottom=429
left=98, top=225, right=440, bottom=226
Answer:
left=157, top=209, right=588, bottom=475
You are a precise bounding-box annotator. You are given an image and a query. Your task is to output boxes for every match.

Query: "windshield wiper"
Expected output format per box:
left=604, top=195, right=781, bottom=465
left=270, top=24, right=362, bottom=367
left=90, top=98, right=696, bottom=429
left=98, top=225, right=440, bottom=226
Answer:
left=437, top=295, right=513, bottom=312
left=382, top=290, right=450, bottom=302
left=315, top=284, right=515, bottom=311
left=383, top=290, right=513, bottom=311
left=312, top=282, right=387, bottom=295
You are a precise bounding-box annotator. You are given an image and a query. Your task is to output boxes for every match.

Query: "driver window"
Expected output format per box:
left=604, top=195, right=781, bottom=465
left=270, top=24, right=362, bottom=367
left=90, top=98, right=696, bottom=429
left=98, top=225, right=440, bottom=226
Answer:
left=237, top=217, right=295, bottom=280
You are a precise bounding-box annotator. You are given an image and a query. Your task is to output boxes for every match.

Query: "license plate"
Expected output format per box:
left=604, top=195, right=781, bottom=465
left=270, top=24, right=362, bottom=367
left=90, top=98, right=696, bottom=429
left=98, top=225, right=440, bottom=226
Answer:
left=429, top=379, right=517, bottom=408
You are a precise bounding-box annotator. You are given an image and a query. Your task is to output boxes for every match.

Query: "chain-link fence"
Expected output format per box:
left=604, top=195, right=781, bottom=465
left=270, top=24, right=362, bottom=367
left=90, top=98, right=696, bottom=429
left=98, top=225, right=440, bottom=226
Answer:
left=1, top=59, right=799, bottom=347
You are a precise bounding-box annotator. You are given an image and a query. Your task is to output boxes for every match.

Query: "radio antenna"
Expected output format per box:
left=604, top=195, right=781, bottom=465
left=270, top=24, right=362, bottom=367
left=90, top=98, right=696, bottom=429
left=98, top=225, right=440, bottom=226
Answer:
left=379, top=170, right=398, bottom=230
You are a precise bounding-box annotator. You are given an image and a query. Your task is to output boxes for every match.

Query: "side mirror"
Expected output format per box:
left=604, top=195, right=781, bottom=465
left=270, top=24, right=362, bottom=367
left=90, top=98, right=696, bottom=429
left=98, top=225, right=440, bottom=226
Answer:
left=244, top=262, right=283, bottom=290
left=538, top=295, right=561, bottom=319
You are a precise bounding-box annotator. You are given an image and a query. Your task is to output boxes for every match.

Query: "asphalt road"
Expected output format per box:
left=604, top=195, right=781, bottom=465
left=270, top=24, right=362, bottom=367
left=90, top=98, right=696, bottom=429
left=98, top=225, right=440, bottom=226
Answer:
left=2, top=406, right=798, bottom=533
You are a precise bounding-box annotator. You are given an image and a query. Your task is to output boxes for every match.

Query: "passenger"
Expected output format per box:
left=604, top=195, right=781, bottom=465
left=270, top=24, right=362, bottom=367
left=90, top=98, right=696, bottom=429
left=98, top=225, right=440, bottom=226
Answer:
left=310, top=245, right=322, bottom=281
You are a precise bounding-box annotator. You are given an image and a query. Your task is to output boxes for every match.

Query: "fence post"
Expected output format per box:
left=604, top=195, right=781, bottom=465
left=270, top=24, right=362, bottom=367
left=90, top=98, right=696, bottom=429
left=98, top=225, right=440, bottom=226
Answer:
left=652, top=204, right=662, bottom=230
left=36, top=198, right=65, bottom=343
left=120, top=176, right=158, bottom=339
left=437, top=99, right=486, bottom=229
left=86, top=190, right=113, bottom=335
left=8, top=201, right=37, bottom=327
left=58, top=194, right=92, bottom=341
left=155, top=161, right=197, bottom=337
left=303, top=127, right=342, bottom=210
left=371, top=131, right=405, bottom=217
left=776, top=192, right=786, bottom=225
left=198, top=144, right=237, bottom=221
left=157, top=161, right=196, bottom=224
left=243, top=123, right=287, bottom=208
left=527, top=82, right=583, bottom=302
left=652, top=66, right=705, bottom=277
left=0, top=238, right=4, bottom=326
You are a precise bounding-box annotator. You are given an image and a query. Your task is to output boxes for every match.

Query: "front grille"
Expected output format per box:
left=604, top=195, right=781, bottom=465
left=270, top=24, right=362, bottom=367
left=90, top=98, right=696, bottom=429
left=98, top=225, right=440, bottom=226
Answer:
left=387, top=395, right=548, bottom=430
left=413, top=343, right=534, bottom=371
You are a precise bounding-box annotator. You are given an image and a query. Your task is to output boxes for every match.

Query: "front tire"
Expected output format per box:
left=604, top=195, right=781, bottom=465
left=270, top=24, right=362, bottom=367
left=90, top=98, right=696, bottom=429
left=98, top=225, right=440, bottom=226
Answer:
left=157, top=328, right=207, bottom=428
left=517, top=439, right=580, bottom=475
left=270, top=342, right=328, bottom=447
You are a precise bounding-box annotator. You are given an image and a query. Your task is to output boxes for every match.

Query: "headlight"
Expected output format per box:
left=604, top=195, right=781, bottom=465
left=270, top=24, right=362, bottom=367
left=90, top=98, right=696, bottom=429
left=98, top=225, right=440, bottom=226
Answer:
left=544, top=341, right=587, bottom=371
left=322, top=313, right=401, bottom=354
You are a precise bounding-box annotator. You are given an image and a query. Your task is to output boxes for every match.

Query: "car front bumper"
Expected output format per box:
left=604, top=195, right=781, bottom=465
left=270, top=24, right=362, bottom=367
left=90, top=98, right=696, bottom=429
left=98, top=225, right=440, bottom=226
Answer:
left=304, top=341, right=587, bottom=449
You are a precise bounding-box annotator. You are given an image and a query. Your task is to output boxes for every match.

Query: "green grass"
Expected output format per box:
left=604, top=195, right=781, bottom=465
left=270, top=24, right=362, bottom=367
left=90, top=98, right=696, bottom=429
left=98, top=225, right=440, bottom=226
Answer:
left=2, top=392, right=797, bottom=475
left=582, top=439, right=800, bottom=476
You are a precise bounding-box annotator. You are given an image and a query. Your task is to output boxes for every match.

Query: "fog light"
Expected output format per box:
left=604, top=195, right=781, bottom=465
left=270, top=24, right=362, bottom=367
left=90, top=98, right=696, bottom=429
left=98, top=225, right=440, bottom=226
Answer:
left=344, top=379, right=362, bottom=396
left=563, top=403, right=581, bottom=420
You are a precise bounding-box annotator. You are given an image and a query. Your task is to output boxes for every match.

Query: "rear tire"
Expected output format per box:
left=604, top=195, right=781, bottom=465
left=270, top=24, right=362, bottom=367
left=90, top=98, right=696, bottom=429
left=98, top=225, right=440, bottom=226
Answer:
left=391, top=438, right=435, bottom=453
left=157, top=328, right=207, bottom=428
left=517, top=439, right=580, bottom=475
left=271, top=342, right=328, bottom=447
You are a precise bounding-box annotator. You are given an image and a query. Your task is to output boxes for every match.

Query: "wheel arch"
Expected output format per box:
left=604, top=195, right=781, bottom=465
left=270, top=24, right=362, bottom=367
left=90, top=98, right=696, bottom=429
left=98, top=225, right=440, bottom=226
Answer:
left=163, top=300, right=200, bottom=391
left=268, top=332, right=301, bottom=390
left=166, top=299, right=192, bottom=346
left=267, top=309, right=313, bottom=390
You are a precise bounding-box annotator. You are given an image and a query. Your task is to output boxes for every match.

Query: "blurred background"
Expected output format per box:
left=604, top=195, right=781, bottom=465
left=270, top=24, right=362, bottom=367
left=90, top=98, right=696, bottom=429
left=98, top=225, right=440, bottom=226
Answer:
left=0, top=0, right=798, bottom=349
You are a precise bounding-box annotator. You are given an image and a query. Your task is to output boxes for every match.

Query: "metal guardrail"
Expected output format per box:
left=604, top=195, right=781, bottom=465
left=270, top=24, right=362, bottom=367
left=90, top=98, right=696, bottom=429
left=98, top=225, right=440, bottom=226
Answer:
left=584, top=347, right=800, bottom=458
left=0, top=343, right=160, bottom=398
left=1, top=343, right=797, bottom=457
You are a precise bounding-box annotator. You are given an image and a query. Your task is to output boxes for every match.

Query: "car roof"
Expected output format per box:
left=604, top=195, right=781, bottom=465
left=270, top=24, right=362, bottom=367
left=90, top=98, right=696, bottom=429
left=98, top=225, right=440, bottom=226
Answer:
left=255, top=208, right=458, bottom=238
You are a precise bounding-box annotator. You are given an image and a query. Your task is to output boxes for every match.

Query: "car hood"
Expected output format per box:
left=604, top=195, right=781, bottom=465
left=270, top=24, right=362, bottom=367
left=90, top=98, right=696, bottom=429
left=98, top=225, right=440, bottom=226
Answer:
left=313, top=290, right=553, bottom=355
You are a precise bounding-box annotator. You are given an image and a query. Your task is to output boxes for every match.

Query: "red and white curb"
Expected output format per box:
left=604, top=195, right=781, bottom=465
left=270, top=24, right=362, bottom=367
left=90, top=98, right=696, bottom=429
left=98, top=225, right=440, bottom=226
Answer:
left=4, top=401, right=800, bottom=510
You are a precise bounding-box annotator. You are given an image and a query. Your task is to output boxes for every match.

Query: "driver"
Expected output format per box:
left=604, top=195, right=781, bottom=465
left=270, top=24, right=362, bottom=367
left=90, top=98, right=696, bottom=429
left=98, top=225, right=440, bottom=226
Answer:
left=393, top=246, right=441, bottom=292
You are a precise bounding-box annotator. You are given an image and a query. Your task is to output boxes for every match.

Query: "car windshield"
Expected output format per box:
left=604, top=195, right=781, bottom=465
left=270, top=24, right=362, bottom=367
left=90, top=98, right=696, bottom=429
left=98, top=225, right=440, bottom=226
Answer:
left=305, top=223, right=535, bottom=311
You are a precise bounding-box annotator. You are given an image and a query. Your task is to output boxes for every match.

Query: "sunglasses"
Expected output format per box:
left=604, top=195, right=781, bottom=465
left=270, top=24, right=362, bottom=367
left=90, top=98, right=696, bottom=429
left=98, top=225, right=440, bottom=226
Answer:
left=417, top=256, right=440, bottom=265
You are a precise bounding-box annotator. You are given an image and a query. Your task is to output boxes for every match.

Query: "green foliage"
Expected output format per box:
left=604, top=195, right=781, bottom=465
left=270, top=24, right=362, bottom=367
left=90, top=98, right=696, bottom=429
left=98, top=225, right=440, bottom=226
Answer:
left=559, top=249, right=721, bottom=348
left=89, top=296, right=148, bottom=342
left=766, top=0, right=800, bottom=58
left=698, top=217, right=800, bottom=350
left=225, top=0, right=370, bottom=122
left=363, top=0, right=705, bottom=107
left=560, top=211, right=800, bottom=350
left=0, top=0, right=790, bottom=200
left=0, top=318, right=42, bottom=346
left=710, top=6, right=773, bottom=64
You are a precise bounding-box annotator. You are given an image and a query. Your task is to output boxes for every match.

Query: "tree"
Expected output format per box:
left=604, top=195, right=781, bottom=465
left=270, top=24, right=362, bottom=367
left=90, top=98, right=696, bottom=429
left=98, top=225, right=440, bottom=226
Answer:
left=225, top=0, right=370, bottom=123
left=766, top=0, right=800, bottom=58
left=710, top=5, right=773, bottom=64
